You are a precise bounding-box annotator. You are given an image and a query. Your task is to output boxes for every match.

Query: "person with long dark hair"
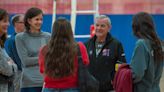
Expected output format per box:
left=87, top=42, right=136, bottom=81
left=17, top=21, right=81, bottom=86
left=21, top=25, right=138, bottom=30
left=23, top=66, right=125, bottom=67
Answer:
left=38, top=17, right=89, bottom=92
left=130, top=12, right=163, bottom=92
left=15, top=7, right=50, bottom=92
left=0, top=8, right=17, bottom=92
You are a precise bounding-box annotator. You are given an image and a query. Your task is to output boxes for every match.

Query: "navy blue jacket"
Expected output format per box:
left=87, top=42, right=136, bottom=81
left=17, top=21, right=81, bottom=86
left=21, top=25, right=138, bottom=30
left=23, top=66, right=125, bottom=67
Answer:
left=5, top=33, right=22, bottom=71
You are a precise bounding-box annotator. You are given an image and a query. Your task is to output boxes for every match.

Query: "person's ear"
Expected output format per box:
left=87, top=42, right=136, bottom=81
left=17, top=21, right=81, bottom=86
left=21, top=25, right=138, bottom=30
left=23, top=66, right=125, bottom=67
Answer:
left=27, top=19, right=31, bottom=24
left=109, top=25, right=112, bottom=30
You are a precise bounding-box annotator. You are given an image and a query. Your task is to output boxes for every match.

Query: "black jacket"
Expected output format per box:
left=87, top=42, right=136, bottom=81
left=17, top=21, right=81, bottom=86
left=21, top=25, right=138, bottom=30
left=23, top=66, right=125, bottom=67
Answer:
left=84, top=33, right=126, bottom=92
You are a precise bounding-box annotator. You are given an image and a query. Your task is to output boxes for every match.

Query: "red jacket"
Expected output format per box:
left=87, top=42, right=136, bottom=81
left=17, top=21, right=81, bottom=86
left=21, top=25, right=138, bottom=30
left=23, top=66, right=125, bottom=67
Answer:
left=113, top=64, right=133, bottom=92
left=38, top=42, right=89, bottom=88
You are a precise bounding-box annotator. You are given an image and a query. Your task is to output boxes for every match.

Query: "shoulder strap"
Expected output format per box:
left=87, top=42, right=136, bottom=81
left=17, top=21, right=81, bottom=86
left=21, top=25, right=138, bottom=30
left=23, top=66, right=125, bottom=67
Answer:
left=77, top=44, right=83, bottom=65
left=78, top=42, right=86, bottom=64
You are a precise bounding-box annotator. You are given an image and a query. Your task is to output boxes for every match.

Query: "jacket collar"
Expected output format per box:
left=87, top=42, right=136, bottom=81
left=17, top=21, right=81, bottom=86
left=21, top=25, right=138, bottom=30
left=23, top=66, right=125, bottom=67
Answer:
left=92, top=32, right=112, bottom=43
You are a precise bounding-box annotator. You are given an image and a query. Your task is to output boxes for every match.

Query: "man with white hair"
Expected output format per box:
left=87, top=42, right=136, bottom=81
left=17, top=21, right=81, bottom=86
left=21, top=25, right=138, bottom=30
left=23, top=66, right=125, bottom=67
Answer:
left=85, top=15, right=126, bottom=92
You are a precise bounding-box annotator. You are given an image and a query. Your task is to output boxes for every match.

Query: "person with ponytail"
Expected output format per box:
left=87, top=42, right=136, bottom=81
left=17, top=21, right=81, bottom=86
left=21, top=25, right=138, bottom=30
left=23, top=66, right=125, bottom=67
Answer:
left=130, top=12, right=163, bottom=92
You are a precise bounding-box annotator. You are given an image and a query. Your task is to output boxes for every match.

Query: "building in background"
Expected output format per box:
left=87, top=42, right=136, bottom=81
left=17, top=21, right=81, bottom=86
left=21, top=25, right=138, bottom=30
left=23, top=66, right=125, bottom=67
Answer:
left=0, top=0, right=164, bottom=14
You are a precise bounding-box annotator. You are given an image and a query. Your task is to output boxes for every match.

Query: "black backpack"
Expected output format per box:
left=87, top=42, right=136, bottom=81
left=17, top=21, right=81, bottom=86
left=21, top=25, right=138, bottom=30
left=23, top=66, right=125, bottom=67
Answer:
left=77, top=44, right=99, bottom=92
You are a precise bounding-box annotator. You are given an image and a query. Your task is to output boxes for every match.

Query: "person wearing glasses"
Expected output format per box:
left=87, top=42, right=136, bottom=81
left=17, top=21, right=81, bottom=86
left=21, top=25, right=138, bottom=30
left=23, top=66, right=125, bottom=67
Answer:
left=5, top=14, right=25, bottom=92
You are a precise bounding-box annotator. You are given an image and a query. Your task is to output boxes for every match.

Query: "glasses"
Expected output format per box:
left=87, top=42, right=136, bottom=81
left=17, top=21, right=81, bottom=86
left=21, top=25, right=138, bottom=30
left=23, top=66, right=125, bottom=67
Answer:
left=16, top=21, right=24, bottom=24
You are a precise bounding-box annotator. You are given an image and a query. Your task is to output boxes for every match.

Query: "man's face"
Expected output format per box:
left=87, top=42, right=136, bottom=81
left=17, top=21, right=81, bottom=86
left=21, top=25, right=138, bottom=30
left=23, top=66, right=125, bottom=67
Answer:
left=15, top=16, right=25, bottom=33
left=95, top=18, right=111, bottom=38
